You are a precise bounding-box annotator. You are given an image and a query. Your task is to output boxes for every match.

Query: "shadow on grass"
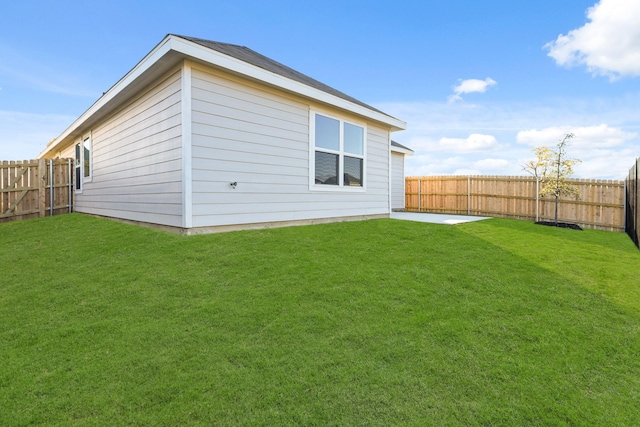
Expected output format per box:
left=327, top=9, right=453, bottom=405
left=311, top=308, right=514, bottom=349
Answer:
left=467, top=217, right=634, bottom=253
left=456, top=218, right=640, bottom=317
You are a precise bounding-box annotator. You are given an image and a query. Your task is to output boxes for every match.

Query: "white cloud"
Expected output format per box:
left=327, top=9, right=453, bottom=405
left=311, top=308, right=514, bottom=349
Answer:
left=472, top=158, right=511, bottom=171
left=448, top=78, right=497, bottom=103
left=517, top=124, right=637, bottom=148
left=406, top=133, right=499, bottom=154
left=438, top=134, right=499, bottom=152
left=518, top=125, right=639, bottom=178
left=450, top=159, right=512, bottom=176
left=405, top=155, right=469, bottom=176
left=452, top=168, right=481, bottom=175
left=377, top=98, right=640, bottom=180
left=545, top=0, right=640, bottom=79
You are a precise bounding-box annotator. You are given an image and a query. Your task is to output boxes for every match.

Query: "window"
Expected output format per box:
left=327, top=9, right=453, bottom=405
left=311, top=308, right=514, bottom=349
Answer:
left=312, top=113, right=365, bottom=188
left=74, top=135, right=92, bottom=191
left=83, top=137, right=91, bottom=180
left=75, top=143, right=82, bottom=191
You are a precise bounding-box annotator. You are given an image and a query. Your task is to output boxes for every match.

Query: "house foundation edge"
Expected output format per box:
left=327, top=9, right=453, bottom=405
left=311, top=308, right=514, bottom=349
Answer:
left=80, top=213, right=390, bottom=235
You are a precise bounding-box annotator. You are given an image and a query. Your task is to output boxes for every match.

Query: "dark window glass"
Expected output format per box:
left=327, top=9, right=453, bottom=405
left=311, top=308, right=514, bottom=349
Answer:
left=75, top=143, right=81, bottom=190
left=344, top=156, right=363, bottom=186
left=315, top=151, right=339, bottom=185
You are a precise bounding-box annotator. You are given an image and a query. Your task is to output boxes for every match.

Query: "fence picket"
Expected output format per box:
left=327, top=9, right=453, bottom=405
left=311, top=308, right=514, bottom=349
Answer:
left=0, top=158, right=73, bottom=223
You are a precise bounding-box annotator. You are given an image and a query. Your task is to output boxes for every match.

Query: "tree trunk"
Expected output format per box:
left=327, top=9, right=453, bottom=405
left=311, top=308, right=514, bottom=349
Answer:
left=554, top=194, right=559, bottom=225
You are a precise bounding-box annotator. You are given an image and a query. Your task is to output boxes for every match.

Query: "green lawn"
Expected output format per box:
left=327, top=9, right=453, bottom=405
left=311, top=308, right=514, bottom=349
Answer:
left=1, top=214, right=639, bottom=426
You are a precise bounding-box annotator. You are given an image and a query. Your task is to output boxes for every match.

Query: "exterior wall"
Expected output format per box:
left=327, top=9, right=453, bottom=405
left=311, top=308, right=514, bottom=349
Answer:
left=68, top=69, right=184, bottom=227
left=189, top=65, right=392, bottom=228
left=391, top=152, right=406, bottom=210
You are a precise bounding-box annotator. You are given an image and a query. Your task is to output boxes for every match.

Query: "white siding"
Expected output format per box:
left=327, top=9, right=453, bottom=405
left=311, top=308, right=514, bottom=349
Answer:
left=74, top=69, right=184, bottom=227
left=391, top=152, right=405, bottom=210
left=190, top=67, right=392, bottom=228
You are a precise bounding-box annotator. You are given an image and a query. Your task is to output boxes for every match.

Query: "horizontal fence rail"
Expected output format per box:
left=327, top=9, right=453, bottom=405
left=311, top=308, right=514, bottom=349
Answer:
left=1, top=159, right=73, bottom=223
left=626, top=158, right=639, bottom=247
left=405, top=175, right=625, bottom=232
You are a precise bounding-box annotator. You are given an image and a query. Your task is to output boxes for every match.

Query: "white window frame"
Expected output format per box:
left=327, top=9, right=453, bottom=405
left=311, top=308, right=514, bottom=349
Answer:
left=309, top=110, right=367, bottom=192
left=74, top=133, right=92, bottom=193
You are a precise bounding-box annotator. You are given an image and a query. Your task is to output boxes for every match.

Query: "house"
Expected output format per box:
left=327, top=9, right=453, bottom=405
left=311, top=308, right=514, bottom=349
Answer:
left=39, top=34, right=411, bottom=234
left=390, top=141, right=413, bottom=211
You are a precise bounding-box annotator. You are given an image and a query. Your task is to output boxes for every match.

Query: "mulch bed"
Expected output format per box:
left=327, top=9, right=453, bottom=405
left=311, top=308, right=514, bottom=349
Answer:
left=535, top=221, right=583, bottom=231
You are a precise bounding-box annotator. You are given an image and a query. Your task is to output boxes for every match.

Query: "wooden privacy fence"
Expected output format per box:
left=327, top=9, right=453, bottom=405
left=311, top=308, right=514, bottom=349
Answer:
left=1, top=159, right=73, bottom=223
left=405, top=175, right=625, bottom=232
left=626, top=158, right=639, bottom=247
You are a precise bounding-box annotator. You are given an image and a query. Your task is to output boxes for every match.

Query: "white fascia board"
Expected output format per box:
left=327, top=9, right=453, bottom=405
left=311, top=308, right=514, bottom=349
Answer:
left=169, top=37, right=407, bottom=132
left=391, top=145, right=414, bottom=156
left=39, top=36, right=176, bottom=158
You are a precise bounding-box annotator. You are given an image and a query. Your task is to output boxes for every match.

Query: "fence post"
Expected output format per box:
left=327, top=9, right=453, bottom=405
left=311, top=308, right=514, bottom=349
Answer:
left=625, top=170, right=629, bottom=236
left=535, top=176, right=539, bottom=223
left=467, top=176, right=471, bottom=215
left=417, top=178, right=421, bottom=212
left=633, top=157, right=640, bottom=248
left=38, top=158, right=46, bottom=217
left=49, top=159, right=54, bottom=217
left=68, top=159, right=73, bottom=213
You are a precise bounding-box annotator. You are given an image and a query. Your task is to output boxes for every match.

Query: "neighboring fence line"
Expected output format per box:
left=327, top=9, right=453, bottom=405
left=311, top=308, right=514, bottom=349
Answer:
left=405, top=175, right=625, bottom=232
left=626, top=158, right=639, bottom=247
left=1, top=159, right=73, bottom=223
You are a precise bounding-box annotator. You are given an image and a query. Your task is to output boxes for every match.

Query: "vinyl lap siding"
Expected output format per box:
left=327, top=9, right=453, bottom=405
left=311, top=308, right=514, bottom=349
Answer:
left=391, top=152, right=405, bottom=210
left=75, top=69, right=184, bottom=227
left=190, top=67, right=392, bottom=228
left=367, top=127, right=392, bottom=194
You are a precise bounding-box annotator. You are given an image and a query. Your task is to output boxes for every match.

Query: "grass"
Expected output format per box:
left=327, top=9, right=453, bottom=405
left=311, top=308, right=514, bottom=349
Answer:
left=1, top=213, right=639, bottom=426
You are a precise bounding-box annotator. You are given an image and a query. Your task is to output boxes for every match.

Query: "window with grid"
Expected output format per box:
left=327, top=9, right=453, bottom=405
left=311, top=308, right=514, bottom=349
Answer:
left=312, top=113, right=364, bottom=188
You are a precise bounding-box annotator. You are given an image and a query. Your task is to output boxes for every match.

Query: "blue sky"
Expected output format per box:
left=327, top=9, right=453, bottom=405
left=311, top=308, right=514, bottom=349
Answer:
left=1, top=0, right=639, bottom=178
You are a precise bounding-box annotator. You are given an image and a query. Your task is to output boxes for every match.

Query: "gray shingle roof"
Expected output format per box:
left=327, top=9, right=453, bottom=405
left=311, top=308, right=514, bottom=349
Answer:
left=391, top=140, right=413, bottom=152
left=173, top=34, right=391, bottom=117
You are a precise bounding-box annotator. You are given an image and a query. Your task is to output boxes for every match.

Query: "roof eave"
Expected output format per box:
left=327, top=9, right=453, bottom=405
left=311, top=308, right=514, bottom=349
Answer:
left=39, top=35, right=179, bottom=158
left=391, top=146, right=414, bottom=156
left=171, top=36, right=406, bottom=130
left=39, top=34, right=406, bottom=158
left=391, top=140, right=414, bottom=155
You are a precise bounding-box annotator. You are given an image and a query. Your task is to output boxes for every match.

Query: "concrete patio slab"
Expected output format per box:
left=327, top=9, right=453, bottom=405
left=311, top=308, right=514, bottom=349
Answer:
left=390, top=212, right=490, bottom=225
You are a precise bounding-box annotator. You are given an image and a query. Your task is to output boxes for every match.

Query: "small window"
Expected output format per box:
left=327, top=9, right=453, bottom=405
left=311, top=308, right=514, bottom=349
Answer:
left=75, top=143, right=82, bottom=191
left=74, top=135, right=92, bottom=192
left=312, top=113, right=365, bottom=189
left=83, top=137, right=92, bottom=179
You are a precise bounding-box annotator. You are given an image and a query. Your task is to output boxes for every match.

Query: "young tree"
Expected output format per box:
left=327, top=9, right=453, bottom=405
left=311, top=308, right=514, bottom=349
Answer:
left=522, top=133, right=581, bottom=225
left=522, top=146, right=553, bottom=180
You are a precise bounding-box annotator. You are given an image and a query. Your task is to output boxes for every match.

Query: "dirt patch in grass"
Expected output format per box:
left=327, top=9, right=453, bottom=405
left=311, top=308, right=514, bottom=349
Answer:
left=535, top=220, right=583, bottom=230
